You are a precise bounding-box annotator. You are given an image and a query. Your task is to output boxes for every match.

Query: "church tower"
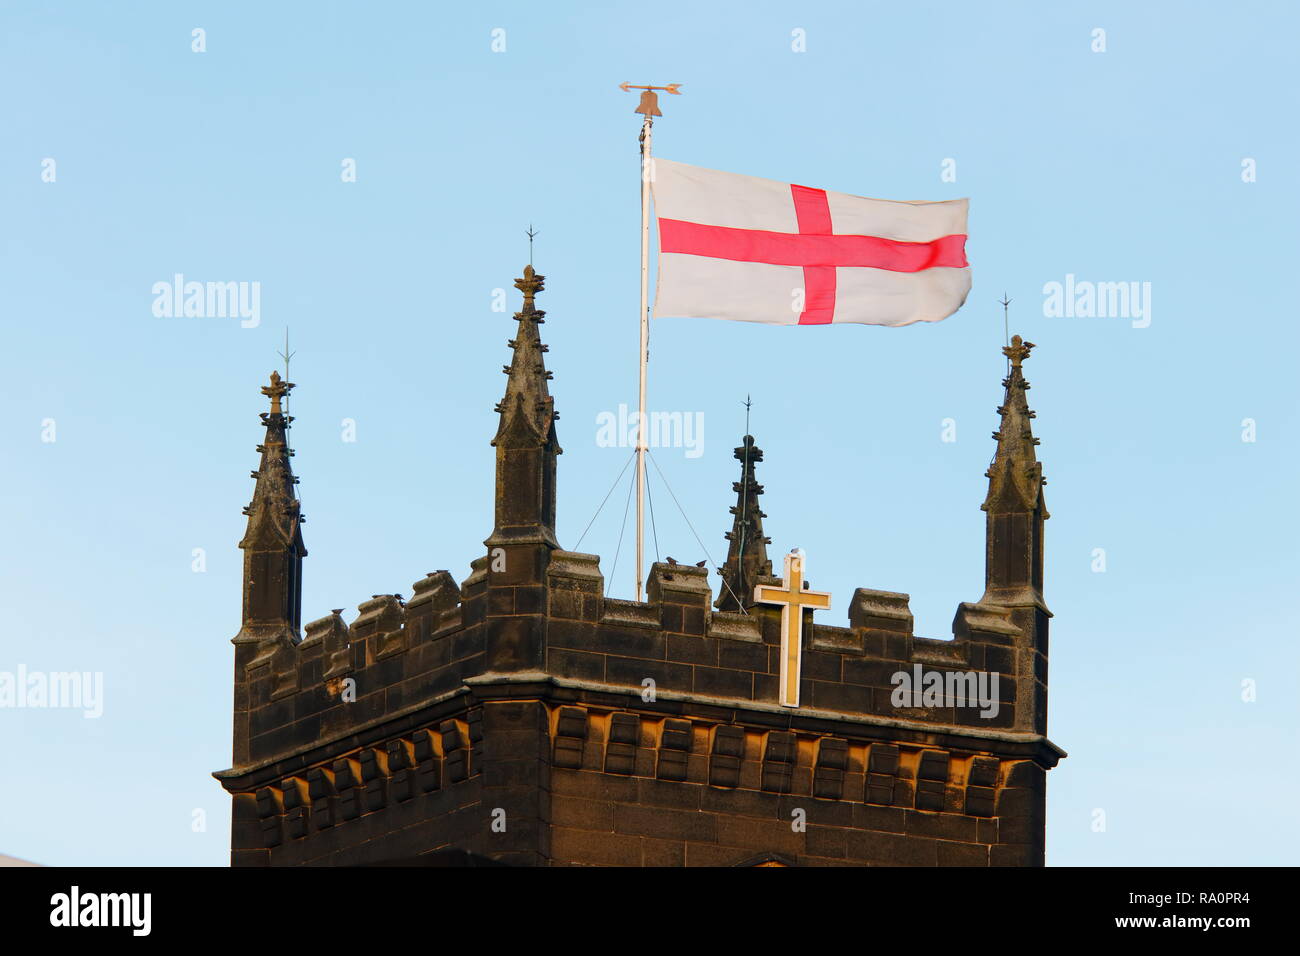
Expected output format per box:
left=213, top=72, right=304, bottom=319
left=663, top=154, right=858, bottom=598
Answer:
left=215, top=269, right=1064, bottom=866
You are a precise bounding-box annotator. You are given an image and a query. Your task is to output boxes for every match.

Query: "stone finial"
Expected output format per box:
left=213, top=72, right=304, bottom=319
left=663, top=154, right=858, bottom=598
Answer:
left=514, top=264, right=544, bottom=312
left=1002, top=334, right=1034, bottom=370
left=261, top=370, right=294, bottom=415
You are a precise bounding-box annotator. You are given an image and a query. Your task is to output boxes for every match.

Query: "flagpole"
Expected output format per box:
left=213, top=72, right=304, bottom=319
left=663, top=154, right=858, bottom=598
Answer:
left=622, top=82, right=680, bottom=601
left=636, top=114, right=652, bottom=602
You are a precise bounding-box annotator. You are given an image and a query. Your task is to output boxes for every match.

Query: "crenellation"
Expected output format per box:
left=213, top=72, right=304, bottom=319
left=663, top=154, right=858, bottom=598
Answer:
left=912, top=637, right=969, bottom=667
left=848, top=587, right=914, bottom=636
left=434, top=604, right=464, bottom=637
left=648, top=560, right=711, bottom=602
left=706, top=610, right=761, bottom=643
left=809, top=623, right=860, bottom=655
left=269, top=645, right=300, bottom=700
left=600, top=598, right=659, bottom=629
left=546, top=551, right=604, bottom=608
left=351, top=594, right=403, bottom=646
left=375, top=624, right=407, bottom=660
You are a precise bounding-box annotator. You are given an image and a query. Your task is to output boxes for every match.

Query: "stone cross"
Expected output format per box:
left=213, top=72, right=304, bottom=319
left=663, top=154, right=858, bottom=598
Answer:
left=755, top=549, right=831, bottom=708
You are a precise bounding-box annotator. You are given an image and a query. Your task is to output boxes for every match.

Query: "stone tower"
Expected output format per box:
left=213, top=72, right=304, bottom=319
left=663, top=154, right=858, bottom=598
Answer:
left=214, top=270, right=1065, bottom=866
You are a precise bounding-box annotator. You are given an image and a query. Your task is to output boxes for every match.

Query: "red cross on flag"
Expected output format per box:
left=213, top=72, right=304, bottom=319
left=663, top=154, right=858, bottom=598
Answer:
left=651, top=158, right=970, bottom=327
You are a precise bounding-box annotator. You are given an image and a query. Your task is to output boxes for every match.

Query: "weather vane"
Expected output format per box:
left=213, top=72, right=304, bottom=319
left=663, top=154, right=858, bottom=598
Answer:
left=276, top=329, right=296, bottom=417
left=619, top=82, right=682, bottom=118
left=526, top=224, right=539, bottom=266
left=737, top=394, right=755, bottom=569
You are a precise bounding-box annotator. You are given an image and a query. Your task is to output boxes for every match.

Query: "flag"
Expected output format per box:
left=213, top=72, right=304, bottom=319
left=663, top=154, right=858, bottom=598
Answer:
left=651, top=158, right=970, bottom=327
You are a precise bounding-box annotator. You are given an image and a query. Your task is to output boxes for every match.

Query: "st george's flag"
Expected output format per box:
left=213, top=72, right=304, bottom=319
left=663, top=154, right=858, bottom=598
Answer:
left=651, top=158, right=970, bottom=327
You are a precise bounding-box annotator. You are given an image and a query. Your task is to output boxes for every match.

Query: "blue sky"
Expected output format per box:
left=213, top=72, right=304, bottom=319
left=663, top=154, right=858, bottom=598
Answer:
left=1, top=1, right=1296, bottom=866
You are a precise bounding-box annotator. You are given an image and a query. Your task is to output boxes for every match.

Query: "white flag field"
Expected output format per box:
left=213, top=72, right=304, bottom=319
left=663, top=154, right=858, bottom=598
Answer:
left=650, top=158, right=970, bottom=327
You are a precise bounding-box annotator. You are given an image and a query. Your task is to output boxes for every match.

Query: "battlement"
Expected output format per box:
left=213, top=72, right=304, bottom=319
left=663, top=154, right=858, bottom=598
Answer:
left=546, top=558, right=1044, bottom=734
left=234, top=549, right=1053, bottom=771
